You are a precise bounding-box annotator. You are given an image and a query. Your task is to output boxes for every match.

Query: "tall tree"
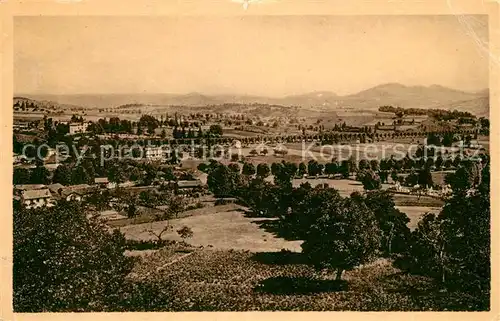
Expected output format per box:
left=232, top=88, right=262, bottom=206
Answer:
left=256, top=163, right=270, bottom=179
left=301, top=196, right=381, bottom=280
left=207, top=163, right=239, bottom=198
left=242, top=162, right=256, bottom=176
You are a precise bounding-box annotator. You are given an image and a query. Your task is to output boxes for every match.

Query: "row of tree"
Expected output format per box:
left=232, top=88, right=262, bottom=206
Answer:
left=378, top=105, right=476, bottom=120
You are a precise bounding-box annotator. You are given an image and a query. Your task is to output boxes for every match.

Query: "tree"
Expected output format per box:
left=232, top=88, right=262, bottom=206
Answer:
left=339, top=160, right=350, bottom=178
left=271, top=162, right=282, bottom=176
left=452, top=156, right=462, bottom=168
left=146, top=222, right=172, bottom=244
left=13, top=135, right=23, bottom=154
left=242, top=162, right=256, bottom=176
left=405, top=170, right=419, bottom=187
left=298, top=162, right=307, bottom=176
left=53, top=164, right=72, bottom=185
left=70, top=165, right=90, bottom=185
left=13, top=202, right=134, bottom=311
left=369, top=159, right=380, bottom=171
left=86, top=190, right=111, bottom=211
left=406, top=163, right=490, bottom=300
left=177, top=226, right=194, bottom=241
left=360, top=190, right=410, bottom=254
left=126, top=203, right=137, bottom=218
left=13, top=168, right=31, bottom=185
left=379, top=170, right=389, bottom=183
left=358, top=159, right=370, bottom=171
left=390, top=170, right=399, bottom=184
left=30, top=165, right=50, bottom=185
left=287, top=186, right=342, bottom=238
left=228, top=163, right=240, bottom=173
left=256, top=163, right=270, bottom=179
left=442, top=132, right=454, bottom=147
left=163, top=167, right=176, bottom=181
left=136, top=124, right=143, bottom=136
left=418, top=167, right=433, bottom=188
left=427, top=133, right=441, bottom=146
left=307, top=160, right=321, bottom=176
left=207, top=163, right=239, bottom=198
left=166, top=194, right=187, bottom=219
left=300, top=197, right=381, bottom=280
left=160, top=129, right=166, bottom=139
left=358, top=170, right=381, bottom=190
left=435, top=155, right=444, bottom=170
left=325, top=161, right=338, bottom=175
left=208, top=124, right=223, bottom=136
left=408, top=213, right=450, bottom=282
left=107, top=161, right=127, bottom=184
left=445, top=160, right=483, bottom=193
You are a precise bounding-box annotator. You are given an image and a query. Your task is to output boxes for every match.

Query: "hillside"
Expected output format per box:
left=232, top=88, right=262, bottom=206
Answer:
left=17, top=83, right=488, bottom=116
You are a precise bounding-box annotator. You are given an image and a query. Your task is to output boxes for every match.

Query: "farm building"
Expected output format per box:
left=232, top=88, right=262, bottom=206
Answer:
left=21, top=189, right=54, bottom=209
left=47, top=183, right=65, bottom=195
left=176, top=180, right=203, bottom=189
left=145, top=146, right=165, bottom=160
left=14, top=184, right=46, bottom=196
left=69, top=122, right=89, bottom=135
left=54, top=184, right=96, bottom=202
left=95, top=177, right=117, bottom=189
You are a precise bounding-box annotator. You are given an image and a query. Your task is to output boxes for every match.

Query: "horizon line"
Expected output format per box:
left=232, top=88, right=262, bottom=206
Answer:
left=14, top=83, right=489, bottom=98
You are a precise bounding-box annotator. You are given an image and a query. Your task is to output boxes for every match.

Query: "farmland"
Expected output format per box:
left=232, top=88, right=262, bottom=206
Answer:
left=128, top=246, right=485, bottom=311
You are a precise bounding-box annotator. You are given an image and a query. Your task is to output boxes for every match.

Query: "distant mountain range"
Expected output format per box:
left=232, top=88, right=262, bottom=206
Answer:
left=17, top=83, right=489, bottom=116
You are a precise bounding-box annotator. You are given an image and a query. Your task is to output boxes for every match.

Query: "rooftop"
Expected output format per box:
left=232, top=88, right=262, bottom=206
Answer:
left=22, top=189, right=52, bottom=200
left=47, top=183, right=65, bottom=194
left=14, top=184, right=46, bottom=191
left=177, top=180, right=203, bottom=188
left=95, top=177, right=109, bottom=184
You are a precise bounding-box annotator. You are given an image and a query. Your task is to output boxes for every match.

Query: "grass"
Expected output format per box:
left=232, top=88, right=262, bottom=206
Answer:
left=115, top=186, right=443, bottom=246
left=119, top=206, right=303, bottom=252
left=396, top=206, right=441, bottom=230
left=392, top=193, right=445, bottom=207
left=129, top=248, right=487, bottom=311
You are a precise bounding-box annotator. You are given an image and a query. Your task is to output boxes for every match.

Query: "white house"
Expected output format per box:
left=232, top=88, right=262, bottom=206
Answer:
left=231, top=140, right=242, bottom=149
left=145, top=146, right=165, bottom=160
left=21, top=189, right=54, bottom=209
left=469, top=140, right=481, bottom=149
left=69, top=122, right=89, bottom=135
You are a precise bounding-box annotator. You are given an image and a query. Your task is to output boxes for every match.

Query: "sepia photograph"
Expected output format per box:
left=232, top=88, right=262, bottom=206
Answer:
left=8, top=9, right=494, bottom=313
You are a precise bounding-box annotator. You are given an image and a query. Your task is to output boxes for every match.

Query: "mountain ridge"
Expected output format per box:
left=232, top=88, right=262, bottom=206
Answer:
left=16, top=83, right=488, bottom=116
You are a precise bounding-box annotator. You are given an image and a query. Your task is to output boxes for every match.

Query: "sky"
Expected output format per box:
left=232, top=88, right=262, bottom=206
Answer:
left=14, top=15, right=489, bottom=96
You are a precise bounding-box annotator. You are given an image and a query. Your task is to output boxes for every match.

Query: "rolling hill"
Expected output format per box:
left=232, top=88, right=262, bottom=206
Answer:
left=17, top=83, right=489, bottom=116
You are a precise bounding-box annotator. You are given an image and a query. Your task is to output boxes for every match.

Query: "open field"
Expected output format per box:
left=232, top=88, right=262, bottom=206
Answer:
left=397, top=206, right=441, bottom=230
left=129, top=248, right=484, bottom=311
left=119, top=206, right=303, bottom=252
left=392, top=193, right=444, bottom=207
left=240, top=140, right=426, bottom=163
left=119, top=194, right=442, bottom=250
